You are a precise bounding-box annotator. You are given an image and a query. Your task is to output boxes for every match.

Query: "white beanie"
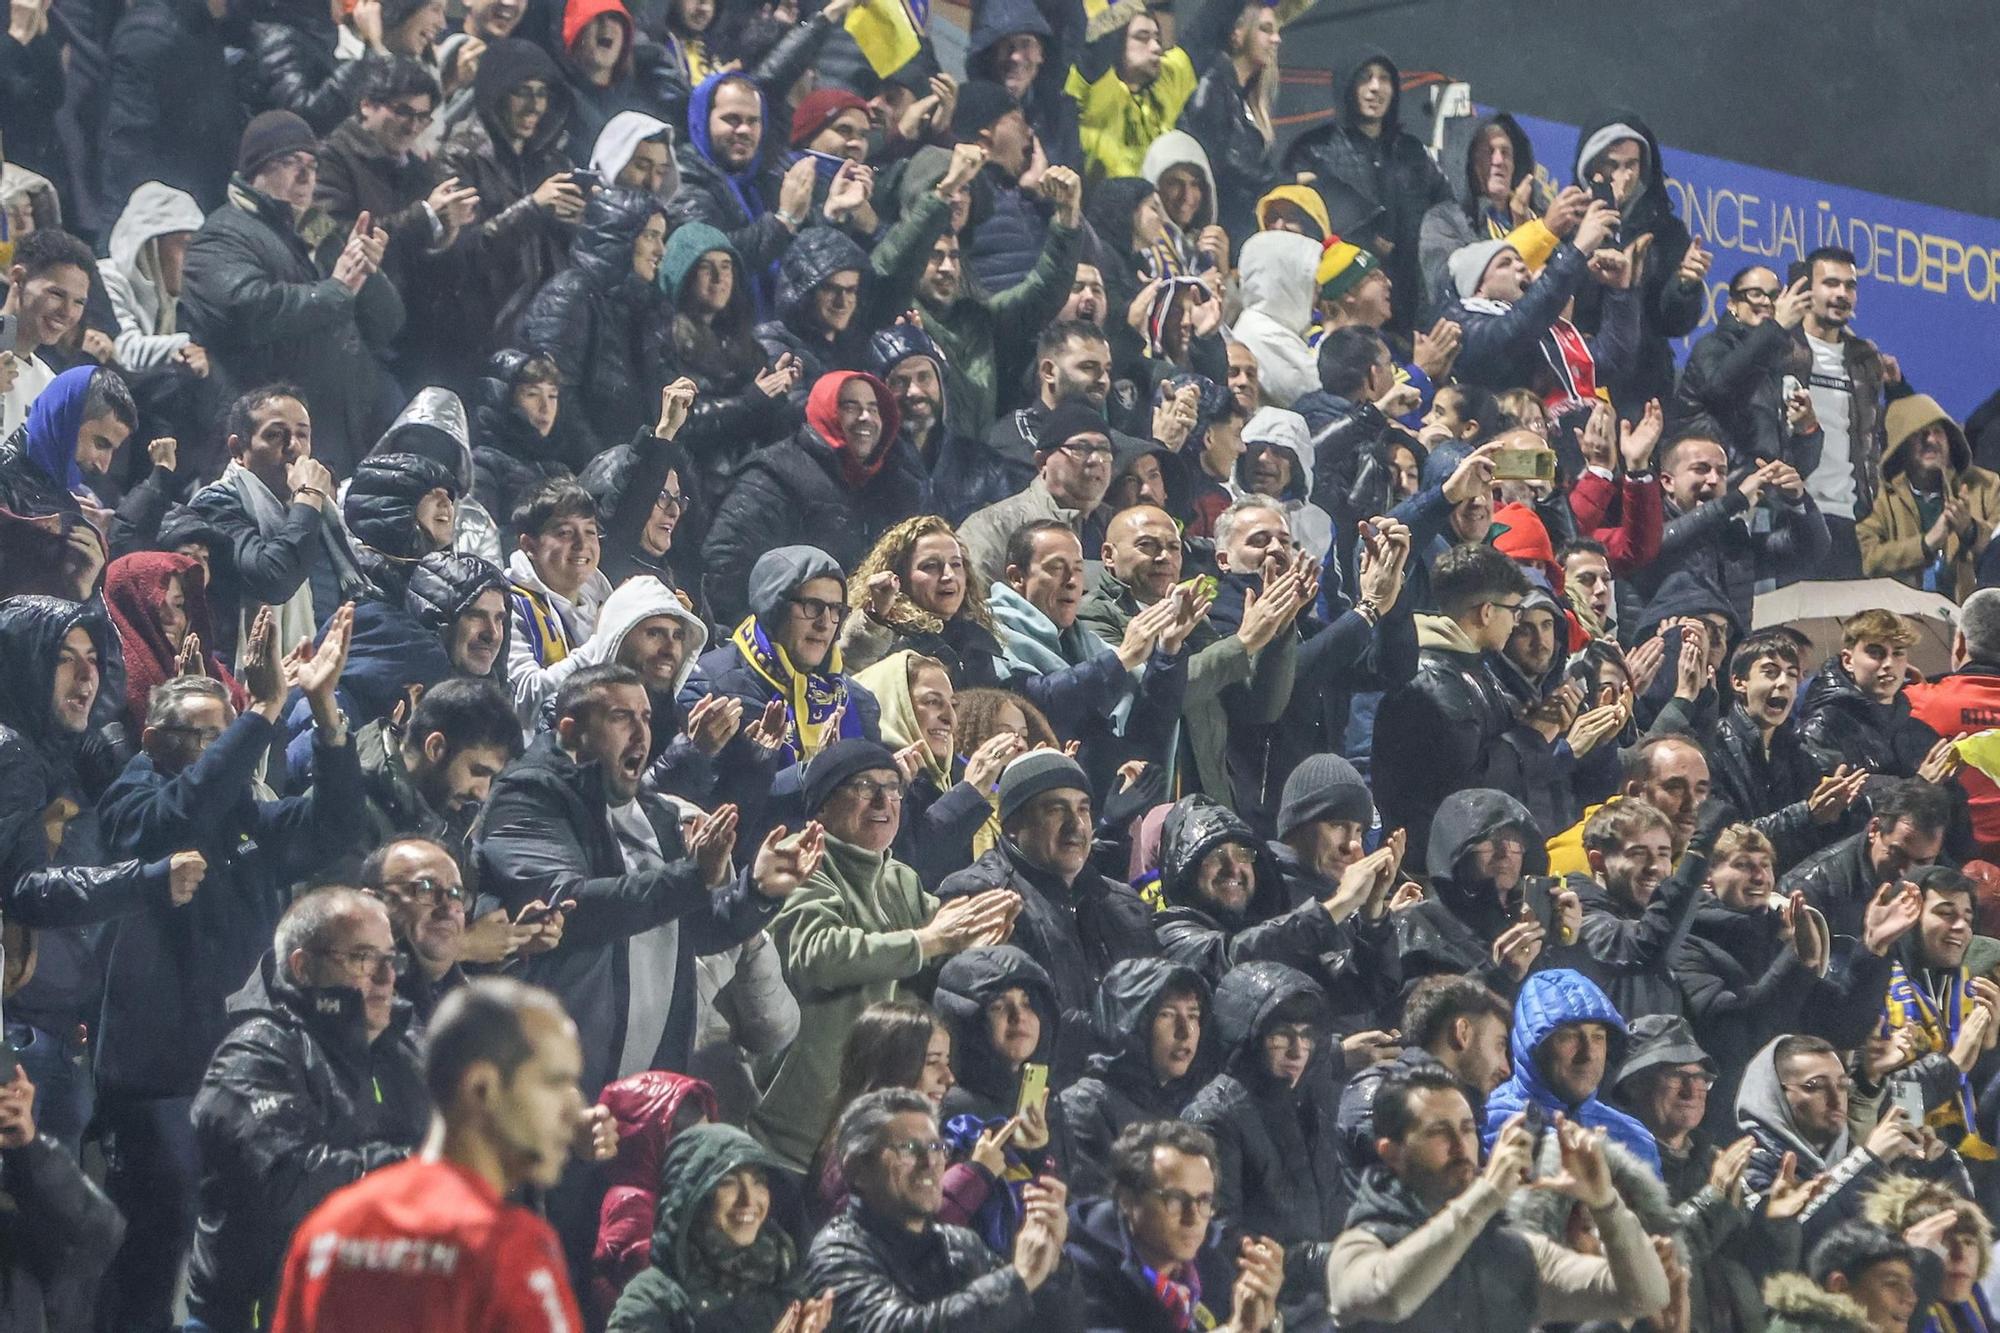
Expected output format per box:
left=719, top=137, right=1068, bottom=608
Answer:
left=1448, top=239, right=1515, bottom=299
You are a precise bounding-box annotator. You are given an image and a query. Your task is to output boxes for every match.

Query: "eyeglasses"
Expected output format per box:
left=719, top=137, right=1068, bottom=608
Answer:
left=507, top=82, right=551, bottom=105
left=1486, top=600, right=1526, bottom=618
left=1057, top=442, right=1116, bottom=462
left=1262, top=1024, right=1317, bottom=1050
left=652, top=489, right=688, bottom=514
left=789, top=596, right=848, bottom=624
left=883, top=1139, right=948, bottom=1163
left=311, top=946, right=407, bottom=979
left=1782, top=1076, right=1853, bottom=1100
left=821, top=282, right=861, bottom=304
left=156, top=723, right=225, bottom=745
left=1659, top=1070, right=1716, bottom=1091
left=1732, top=286, right=1781, bottom=304
left=372, top=876, right=470, bottom=909
left=841, top=776, right=907, bottom=804
left=383, top=100, right=433, bottom=124
left=1146, top=1188, right=1216, bottom=1217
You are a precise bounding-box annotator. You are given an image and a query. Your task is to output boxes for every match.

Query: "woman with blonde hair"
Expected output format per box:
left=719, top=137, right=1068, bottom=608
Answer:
left=1176, top=0, right=1302, bottom=244
left=838, top=514, right=1004, bottom=685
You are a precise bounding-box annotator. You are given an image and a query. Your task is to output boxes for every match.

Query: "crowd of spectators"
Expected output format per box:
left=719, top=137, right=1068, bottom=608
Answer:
left=1, top=0, right=1998, bottom=1327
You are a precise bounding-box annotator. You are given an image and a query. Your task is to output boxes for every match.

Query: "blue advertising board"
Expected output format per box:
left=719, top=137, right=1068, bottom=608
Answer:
left=1503, top=111, right=2000, bottom=419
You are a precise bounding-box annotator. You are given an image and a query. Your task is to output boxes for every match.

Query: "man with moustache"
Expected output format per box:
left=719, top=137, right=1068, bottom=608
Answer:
left=1792, top=245, right=1898, bottom=578
left=868, top=324, right=1014, bottom=523
left=1858, top=395, right=2000, bottom=600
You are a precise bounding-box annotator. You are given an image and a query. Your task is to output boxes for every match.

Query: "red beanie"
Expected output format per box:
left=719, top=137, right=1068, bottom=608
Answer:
left=790, top=88, right=869, bottom=149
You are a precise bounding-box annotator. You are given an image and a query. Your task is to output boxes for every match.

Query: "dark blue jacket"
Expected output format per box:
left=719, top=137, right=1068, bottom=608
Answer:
left=1442, top=241, right=1591, bottom=392
left=95, top=710, right=366, bottom=1097
left=964, top=167, right=1050, bottom=295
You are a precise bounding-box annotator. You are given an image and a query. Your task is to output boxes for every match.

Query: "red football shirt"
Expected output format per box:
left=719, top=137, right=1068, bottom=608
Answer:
left=271, top=1156, right=583, bottom=1333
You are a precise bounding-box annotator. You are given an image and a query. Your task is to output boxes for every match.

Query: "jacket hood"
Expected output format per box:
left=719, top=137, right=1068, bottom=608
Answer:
left=1761, top=1274, right=1874, bottom=1333
left=1490, top=502, right=1561, bottom=587
left=966, top=0, right=1053, bottom=74
left=404, top=550, right=512, bottom=669
left=21, top=365, right=98, bottom=494
left=1882, top=393, right=1971, bottom=479
left=1734, top=1034, right=1849, bottom=1172
left=372, top=388, right=475, bottom=493
left=1083, top=176, right=1157, bottom=265
left=865, top=323, right=951, bottom=431
left=589, top=109, right=677, bottom=194
left=1255, top=184, right=1331, bottom=238
left=1457, top=113, right=1536, bottom=213
left=686, top=71, right=763, bottom=175
left=851, top=650, right=948, bottom=785
left=104, top=551, right=241, bottom=724
left=473, top=39, right=573, bottom=157
left=1338, top=47, right=1401, bottom=131
left=1140, top=130, right=1217, bottom=231
left=568, top=185, right=666, bottom=290
left=1637, top=572, right=1742, bottom=637
left=569, top=574, right=708, bottom=696
left=1428, top=788, right=1547, bottom=898
left=1235, top=230, right=1322, bottom=336
left=344, top=452, right=460, bottom=560
left=1112, top=434, right=1193, bottom=515
left=1570, top=111, right=1668, bottom=227
left=472, top=350, right=568, bottom=469
left=660, top=221, right=737, bottom=298
left=1484, top=969, right=1659, bottom=1172
left=776, top=226, right=871, bottom=325
left=106, top=181, right=206, bottom=284
left=804, top=371, right=902, bottom=487
left=561, top=0, right=634, bottom=70
left=934, top=945, right=1060, bottom=1101
left=649, top=1122, right=796, bottom=1275
left=0, top=595, right=113, bottom=751
left=1209, top=960, right=1327, bottom=1065
left=1508, top=1133, right=1676, bottom=1238
left=1235, top=406, right=1314, bottom=504
left=576, top=437, right=699, bottom=553
left=598, top=1069, right=720, bottom=1191
left=1158, top=794, right=1286, bottom=926
left=1090, top=956, right=1212, bottom=1084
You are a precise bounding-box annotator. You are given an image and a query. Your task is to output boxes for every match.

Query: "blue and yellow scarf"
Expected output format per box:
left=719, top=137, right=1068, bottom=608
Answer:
left=1882, top=960, right=1999, bottom=1160
left=730, top=615, right=852, bottom=762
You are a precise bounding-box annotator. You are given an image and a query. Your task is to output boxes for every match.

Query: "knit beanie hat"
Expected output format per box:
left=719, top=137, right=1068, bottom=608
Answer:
left=1448, top=239, right=1515, bottom=299
left=997, top=750, right=1090, bottom=824
left=1275, top=753, right=1373, bottom=840
left=1316, top=234, right=1380, bottom=303
left=237, top=110, right=318, bottom=177
left=790, top=88, right=870, bottom=148
left=1033, top=397, right=1110, bottom=457
left=950, top=79, right=1020, bottom=140
left=803, top=738, right=901, bottom=815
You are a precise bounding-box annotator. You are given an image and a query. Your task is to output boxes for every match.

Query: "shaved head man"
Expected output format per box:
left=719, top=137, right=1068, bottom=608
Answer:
left=1102, top=505, right=1184, bottom=604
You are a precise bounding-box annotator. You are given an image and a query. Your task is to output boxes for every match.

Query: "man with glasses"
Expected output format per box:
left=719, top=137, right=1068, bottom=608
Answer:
left=1739, top=1032, right=1931, bottom=1246
left=961, top=396, right=1119, bottom=582
left=182, top=109, right=401, bottom=478
left=1671, top=263, right=1821, bottom=469
left=187, top=886, right=430, bottom=1333
left=807, top=1087, right=1074, bottom=1331
left=95, top=610, right=362, bottom=1331
left=1068, top=1120, right=1284, bottom=1333
left=317, top=58, right=480, bottom=271
left=1375, top=542, right=1535, bottom=870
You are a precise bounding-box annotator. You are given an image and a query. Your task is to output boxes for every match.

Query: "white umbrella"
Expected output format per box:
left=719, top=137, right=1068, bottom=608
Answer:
left=1752, top=579, right=1959, bottom=678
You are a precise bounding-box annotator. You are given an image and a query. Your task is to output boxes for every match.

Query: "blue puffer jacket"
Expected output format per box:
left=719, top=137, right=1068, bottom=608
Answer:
left=1481, top=967, right=1662, bottom=1174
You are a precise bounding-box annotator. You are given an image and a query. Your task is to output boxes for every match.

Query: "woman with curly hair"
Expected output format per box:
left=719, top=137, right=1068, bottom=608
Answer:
left=836, top=514, right=1005, bottom=686
left=948, top=686, right=1061, bottom=862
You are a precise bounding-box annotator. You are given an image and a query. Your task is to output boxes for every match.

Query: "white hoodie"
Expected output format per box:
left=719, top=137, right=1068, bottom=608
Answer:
left=590, top=111, right=679, bottom=203
left=102, top=181, right=206, bottom=370
left=505, top=547, right=613, bottom=728
left=1228, top=230, right=1324, bottom=409
left=1231, top=405, right=1335, bottom=560
left=563, top=574, right=709, bottom=694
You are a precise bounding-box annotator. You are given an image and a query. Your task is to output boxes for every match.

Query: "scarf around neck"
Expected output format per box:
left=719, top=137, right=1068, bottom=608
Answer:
left=730, top=614, right=852, bottom=761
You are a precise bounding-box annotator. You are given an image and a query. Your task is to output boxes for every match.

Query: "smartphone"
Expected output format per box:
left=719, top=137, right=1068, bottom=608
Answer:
left=1493, top=446, right=1555, bottom=484
left=1588, top=178, right=1616, bottom=211
left=1521, top=875, right=1563, bottom=942
left=514, top=901, right=556, bottom=927
left=1015, top=1061, right=1049, bottom=1117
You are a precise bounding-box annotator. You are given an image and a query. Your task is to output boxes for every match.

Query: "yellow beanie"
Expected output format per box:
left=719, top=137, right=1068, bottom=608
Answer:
left=1255, top=184, right=1331, bottom=239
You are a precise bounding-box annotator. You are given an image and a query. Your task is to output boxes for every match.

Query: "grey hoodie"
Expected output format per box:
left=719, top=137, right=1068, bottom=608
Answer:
left=103, top=181, right=207, bottom=369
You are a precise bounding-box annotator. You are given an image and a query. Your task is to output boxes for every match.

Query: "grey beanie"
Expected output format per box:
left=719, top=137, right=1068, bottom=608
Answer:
left=802, top=738, right=900, bottom=816
left=1276, top=753, right=1374, bottom=841
left=997, top=750, right=1090, bottom=825
left=1448, top=239, right=1514, bottom=299
left=747, top=545, right=844, bottom=623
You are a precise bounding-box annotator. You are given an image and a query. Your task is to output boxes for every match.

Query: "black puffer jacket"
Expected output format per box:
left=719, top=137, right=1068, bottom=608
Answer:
left=1278, top=48, right=1451, bottom=336
left=179, top=181, right=404, bottom=479
left=1568, top=112, right=1704, bottom=416
left=753, top=226, right=878, bottom=411
left=936, top=841, right=1159, bottom=1081
left=186, top=951, right=429, bottom=1333
left=875, top=324, right=1022, bottom=523
left=0, top=1133, right=126, bottom=1333
left=99, top=0, right=243, bottom=212
left=1669, top=308, right=1821, bottom=467
left=577, top=428, right=706, bottom=598
left=438, top=39, right=578, bottom=368
left=1795, top=654, right=1941, bottom=779
left=1182, top=960, right=1340, bottom=1327
left=1153, top=795, right=1342, bottom=990
left=804, top=1196, right=1061, bottom=1333
left=1175, top=61, right=1276, bottom=250
left=702, top=387, right=928, bottom=626
left=1393, top=788, right=1550, bottom=999
left=1056, top=958, right=1213, bottom=1196
left=519, top=185, right=672, bottom=457
left=1703, top=704, right=1827, bottom=870
left=404, top=548, right=513, bottom=679
left=1065, top=1193, right=1239, bottom=1333
left=470, top=349, right=577, bottom=524
left=236, top=0, right=368, bottom=132
left=342, top=451, right=460, bottom=604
